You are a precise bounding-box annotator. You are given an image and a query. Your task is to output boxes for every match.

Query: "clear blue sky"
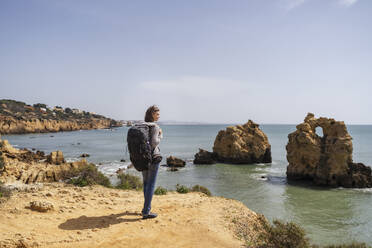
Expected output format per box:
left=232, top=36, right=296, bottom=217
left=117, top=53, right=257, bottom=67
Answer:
left=1, top=0, right=371, bottom=124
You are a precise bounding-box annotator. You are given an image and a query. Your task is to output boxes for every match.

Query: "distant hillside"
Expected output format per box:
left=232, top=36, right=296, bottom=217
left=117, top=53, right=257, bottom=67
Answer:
left=0, top=99, right=122, bottom=134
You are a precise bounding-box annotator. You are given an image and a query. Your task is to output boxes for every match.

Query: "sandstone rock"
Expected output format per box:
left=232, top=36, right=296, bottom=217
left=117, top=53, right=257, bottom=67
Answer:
left=0, top=152, right=5, bottom=172
left=286, top=113, right=372, bottom=188
left=0, top=139, right=20, bottom=154
left=213, top=120, right=272, bottom=164
left=193, top=149, right=217, bottom=164
left=0, top=139, right=89, bottom=184
left=166, top=156, right=186, bottom=167
left=29, top=201, right=54, bottom=212
left=47, top=151, right=65, bottom=165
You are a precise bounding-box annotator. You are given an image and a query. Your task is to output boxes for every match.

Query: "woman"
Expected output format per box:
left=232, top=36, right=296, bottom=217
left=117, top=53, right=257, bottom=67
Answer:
left=142, top=105, right=162, bottom=219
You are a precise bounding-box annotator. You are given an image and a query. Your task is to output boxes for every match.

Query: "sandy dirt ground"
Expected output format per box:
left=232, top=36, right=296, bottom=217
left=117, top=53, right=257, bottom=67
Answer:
left=0, top=183, right=261, bottom=248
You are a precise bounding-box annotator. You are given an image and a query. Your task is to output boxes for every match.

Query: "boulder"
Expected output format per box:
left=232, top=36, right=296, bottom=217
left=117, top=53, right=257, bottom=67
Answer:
left=46, top=151, right=65, bottom=165
left=166, top=156, right=186, bottom=167
left=80, top=153, right=90, bottom=158
left=29, top=201, right=54, bottom=212
left=0, top=139, right=20, bottom=154
left=116, top=168, right=125, bottom=174
left=286, top=113, right=372, bottom=188
left=193, top=149, right=217, bottom=164
left=213, top=120, right=272, bottom=164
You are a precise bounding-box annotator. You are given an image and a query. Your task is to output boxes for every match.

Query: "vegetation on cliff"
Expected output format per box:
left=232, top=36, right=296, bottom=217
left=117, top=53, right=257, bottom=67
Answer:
left=0, top=99, right=122, bottom=134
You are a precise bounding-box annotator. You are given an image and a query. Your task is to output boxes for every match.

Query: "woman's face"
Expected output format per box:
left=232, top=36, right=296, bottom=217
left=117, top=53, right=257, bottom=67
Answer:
left=152, top=111, right=160, bottom=122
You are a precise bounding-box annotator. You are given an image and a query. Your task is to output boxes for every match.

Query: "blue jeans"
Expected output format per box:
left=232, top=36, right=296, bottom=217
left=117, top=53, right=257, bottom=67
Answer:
left=141, top=162, right=160, bottom=215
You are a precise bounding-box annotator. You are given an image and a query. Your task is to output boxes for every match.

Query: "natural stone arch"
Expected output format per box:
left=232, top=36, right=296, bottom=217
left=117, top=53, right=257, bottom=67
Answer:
left=286, top=113, right=371, bottom=188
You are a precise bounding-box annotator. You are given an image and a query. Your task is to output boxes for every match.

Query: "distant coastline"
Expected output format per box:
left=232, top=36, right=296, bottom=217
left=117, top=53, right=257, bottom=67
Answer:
left=0, top=99, right=123, bottom=135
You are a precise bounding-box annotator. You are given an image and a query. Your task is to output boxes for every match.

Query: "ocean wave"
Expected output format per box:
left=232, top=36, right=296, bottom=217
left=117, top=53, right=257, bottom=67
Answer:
left=98, top=161, right=132, bottom=175
left=65, top=158, right=80, bottom=163
left=254, top=166, right=284, bottom=174
left=353, top=188, right=372, bottom=194
left=252, top=173, right=268, bottom=181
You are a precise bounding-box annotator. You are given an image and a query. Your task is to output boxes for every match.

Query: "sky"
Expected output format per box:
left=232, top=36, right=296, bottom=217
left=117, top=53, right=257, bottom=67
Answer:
left=0, top=0, right=371, bottom=124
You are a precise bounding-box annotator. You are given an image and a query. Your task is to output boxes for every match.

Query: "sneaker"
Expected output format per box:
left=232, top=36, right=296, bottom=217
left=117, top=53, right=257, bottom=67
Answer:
left=142, top=212, right=158, bottom=219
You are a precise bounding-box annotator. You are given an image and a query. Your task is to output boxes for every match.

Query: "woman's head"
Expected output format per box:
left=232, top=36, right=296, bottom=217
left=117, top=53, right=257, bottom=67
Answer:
left=145, top=105, right=160, bottom=122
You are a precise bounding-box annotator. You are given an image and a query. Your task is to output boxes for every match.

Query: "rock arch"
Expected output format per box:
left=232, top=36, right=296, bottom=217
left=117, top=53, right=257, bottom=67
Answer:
left=286, top=113, right=371, bottom=187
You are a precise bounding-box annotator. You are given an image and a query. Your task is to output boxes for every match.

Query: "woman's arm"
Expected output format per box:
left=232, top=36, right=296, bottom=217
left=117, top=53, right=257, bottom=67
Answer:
left=150, top=125, right=161, bottom=150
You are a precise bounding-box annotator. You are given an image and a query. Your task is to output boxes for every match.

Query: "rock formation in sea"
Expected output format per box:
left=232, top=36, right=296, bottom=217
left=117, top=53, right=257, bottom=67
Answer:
left=0, top=99, right=122, bottom=134
left=0, top=137, right=89, bottom=184
left=212, top=120, right=272, bottom=164
left=286, top=113, right=372, bottom=188
left=193, top=149, right=217, bottom=165
left=166, top=156, right=186, bottom=167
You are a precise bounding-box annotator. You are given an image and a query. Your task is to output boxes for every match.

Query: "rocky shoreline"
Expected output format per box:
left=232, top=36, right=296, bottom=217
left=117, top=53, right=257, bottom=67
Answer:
left=1, top=123, right=371, bottom=247
left=0, top=99, right=122, bottom=135
left=0, top=136, right=266, bottom=248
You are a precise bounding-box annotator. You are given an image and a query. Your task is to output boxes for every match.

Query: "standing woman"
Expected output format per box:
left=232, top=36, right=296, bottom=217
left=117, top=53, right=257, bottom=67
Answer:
left=142, top=105, right=163, bottom=219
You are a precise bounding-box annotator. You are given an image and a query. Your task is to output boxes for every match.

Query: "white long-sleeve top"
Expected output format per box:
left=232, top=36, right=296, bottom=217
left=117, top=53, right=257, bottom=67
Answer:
left=146, top=122, right=163, bottom=156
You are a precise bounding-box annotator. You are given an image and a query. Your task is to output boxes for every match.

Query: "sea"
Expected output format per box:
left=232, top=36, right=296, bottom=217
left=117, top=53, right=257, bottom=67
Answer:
left=3, top=124, right=372, bottom=246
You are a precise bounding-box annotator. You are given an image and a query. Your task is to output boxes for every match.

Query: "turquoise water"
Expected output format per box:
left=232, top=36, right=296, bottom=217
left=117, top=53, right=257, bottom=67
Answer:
left=3, top=124, right=372, bottom=245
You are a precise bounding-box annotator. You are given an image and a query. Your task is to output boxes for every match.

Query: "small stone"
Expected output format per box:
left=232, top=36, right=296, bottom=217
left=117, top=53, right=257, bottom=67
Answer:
left=29, top=201, right=54, bottom=212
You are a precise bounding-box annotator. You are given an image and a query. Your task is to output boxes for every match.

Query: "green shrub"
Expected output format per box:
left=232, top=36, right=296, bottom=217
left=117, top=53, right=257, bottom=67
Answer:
left=67, top=164, right=111, bottom=188
left=191, top=185, right=212, bottom=196
left=176, top=184, right=190, bottom=194
left=154, top=186, right=168, bottom=195
left=0, top=180, right=11, bottom=200
left=33, top=103, right=47, bottom=109
left=116, top=173, right=142, bottom=190
left=255, top=217, right=310, bottom=248
left=319, top=243, right=370, bottom=248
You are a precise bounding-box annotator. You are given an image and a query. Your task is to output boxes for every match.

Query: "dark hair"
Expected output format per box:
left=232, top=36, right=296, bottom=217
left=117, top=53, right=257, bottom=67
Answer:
left=144, top=105, right=160, bottom=122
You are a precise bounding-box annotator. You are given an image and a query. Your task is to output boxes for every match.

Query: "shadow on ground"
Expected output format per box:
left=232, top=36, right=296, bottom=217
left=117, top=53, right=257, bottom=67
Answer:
left=58, top=211, right=142, bottom=230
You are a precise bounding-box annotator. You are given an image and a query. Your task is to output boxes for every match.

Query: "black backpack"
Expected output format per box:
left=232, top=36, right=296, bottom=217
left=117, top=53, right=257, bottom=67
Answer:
left=127, top=124, right=153, bottom=171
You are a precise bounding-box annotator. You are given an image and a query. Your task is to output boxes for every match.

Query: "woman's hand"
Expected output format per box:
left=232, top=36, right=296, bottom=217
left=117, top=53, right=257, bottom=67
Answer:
left=159, top=128, right=163, bottom=136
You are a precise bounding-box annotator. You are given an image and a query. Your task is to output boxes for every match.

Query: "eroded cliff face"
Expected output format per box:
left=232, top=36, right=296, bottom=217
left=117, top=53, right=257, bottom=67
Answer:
left=212, top=120, right=272, bottom=164
left=0, top=99, right=122, bottom=134
left=286, top=113, right=372, bottom=188
left=0, top=116, right=121, bottom=134
left=0, top=137, right=89, bottom=184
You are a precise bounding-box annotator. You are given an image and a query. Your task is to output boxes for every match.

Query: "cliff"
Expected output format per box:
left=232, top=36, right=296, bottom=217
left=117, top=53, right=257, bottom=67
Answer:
left=0, top=137, right=90, bottom=184
left=0, top=182, right=265, bottom=248
left=0, top=99, right=122, bottom=134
